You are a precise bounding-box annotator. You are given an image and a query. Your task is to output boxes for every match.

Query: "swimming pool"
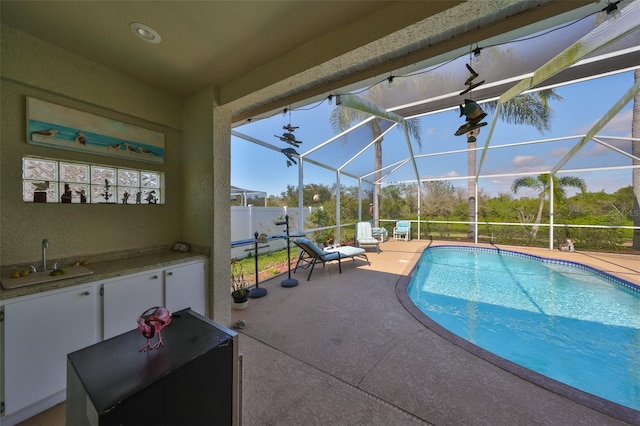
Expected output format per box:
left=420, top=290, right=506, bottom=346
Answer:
left=406, top=246, right=640, bottom=415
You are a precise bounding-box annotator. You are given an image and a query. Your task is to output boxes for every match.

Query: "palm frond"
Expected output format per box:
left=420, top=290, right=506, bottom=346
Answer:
left=481, top=89, right=561, bottom=133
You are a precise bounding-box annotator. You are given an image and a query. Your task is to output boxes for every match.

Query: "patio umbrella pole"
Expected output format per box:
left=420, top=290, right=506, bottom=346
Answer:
left=248, top=232, right=268, bottom=298
left=276, top=215, right=299, bottom=288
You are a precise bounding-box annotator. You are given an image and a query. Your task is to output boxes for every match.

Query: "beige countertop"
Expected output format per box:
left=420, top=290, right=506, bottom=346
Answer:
left=1, top=249, right=208, bottom=301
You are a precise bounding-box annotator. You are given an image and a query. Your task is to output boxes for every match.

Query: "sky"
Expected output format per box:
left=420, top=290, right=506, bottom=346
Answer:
left=231, top=69, right=637, bottom=200
left=231, top=6, right=640, bottom=202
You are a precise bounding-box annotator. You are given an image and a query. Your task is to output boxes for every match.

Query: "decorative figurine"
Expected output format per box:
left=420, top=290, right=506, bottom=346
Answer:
left=102, top=179, right=112, bottom=202
left=137, top=306, right=172, bottom=352
left=33, top=181, right=49, bottom=203
left=455, top=99, right=487, bottom=136
left=275, top=121, right=303, bottom=166
left=466, top=127, right=481, bottom=143
left=145, top=190, right=157, bottom=204
left=32, top=181, right=50, bottom=191
left=281, top=147, right=299, bottom=167
left=459, top=63, right=484, bottom=95
left=136, top=190, right=142, bottom=204
left=454, top=62, right=488, bottom=137
left=122, top=190, right=130, bottom=204
left=76, top=189, right=87, bottom=204
left=61, top=183, right=73, bottom=203
left=274, top=124, right=302, bottom=147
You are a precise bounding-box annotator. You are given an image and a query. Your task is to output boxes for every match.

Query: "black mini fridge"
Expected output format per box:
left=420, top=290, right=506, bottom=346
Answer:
left=66, top=309, right=239, bottom=426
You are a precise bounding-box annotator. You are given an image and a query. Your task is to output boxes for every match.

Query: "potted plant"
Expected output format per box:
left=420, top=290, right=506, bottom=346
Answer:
left=231, top=260, right=250, bottom=310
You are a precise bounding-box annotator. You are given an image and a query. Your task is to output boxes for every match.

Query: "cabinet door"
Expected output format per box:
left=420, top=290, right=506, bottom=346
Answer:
left=165, top=261, right=207, bottom=316
left=102, top=270, right=164, bottom=340
left=3, top=285, right=98, bottom=415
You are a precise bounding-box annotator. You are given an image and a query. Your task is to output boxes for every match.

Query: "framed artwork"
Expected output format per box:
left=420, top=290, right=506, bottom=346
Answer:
left=27, top=97, right=165, bottom=165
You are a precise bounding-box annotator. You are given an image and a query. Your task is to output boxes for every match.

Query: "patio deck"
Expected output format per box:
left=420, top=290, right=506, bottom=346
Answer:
left=18, top=240, right=639, bottom=425
left=231, top=240, right=640, bottom=425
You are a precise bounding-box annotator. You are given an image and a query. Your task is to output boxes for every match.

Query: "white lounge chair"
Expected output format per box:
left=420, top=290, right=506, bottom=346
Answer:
left=356, top=221, right=380, bottom=253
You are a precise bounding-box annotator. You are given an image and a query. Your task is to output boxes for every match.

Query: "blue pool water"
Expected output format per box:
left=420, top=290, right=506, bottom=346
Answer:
left=407, top=246, right=640, bottom=411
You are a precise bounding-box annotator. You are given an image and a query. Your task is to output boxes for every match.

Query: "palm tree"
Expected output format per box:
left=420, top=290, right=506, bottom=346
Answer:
left=632, top=68, right=640, bottom=250
left=511, top=174, right=586, bottom=238
left=329, top=89, right=422, bottom=227
left=483, top=89, right=564, bottom=132
left=464, top=89, right=564, bottom=238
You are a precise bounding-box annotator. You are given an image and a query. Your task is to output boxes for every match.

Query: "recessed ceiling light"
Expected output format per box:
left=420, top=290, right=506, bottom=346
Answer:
left=129, top=22, right=161, bottom=44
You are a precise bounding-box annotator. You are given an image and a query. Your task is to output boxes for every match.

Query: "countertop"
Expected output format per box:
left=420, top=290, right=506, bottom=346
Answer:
left=0, top=249, right=208, bottom=301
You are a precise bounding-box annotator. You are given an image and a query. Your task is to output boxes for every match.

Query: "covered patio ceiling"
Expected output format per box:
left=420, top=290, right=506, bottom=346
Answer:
left=233, top=0, right=640, bottom=190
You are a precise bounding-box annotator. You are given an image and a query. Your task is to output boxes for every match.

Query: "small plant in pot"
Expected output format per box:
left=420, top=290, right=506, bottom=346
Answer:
left=231, top=260, right=250, bottom=310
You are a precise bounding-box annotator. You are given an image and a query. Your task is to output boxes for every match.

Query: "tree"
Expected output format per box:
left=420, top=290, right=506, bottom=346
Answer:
left=380, top=184, right=410, bottom=220
left=455, top=43, right=564, bottom=238
left=302, top=183, right=332, bottom=206
left=279, top=184, right=298, bottom=207
left=511, top=174, right=586, bottom=238
left=422, top=181, right=457, bottom=217
left=484, top=90, right=563, bottom=133
left=460, top=88, right=564, bottom=239
left=330, top=83, right=423, bottom=227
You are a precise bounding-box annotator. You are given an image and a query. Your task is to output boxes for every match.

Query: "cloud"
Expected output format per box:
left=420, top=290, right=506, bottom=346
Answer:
left=577, top=137, right=633, bottom=157
left=574, top=108, right=632, bottom=135
left=549, top=146, right=569, bottom=157
left=489, top=179, right=514, bottom=194
left=510, top=155, right=543, bottom=167
left=602, top=109, right=632, bottom=134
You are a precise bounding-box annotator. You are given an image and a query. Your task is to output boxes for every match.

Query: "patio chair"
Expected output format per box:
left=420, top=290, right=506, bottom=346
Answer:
left=356, top=221, right=380, bottom=253
left=293, top=238, right=368, bottom=281
left=393, top=220, right=411, bottom=241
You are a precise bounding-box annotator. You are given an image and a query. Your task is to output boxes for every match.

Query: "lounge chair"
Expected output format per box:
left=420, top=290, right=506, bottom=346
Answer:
left=356, top=221, right=380, bottom=253
left=393, top=220, right=411, bottom=241
left=293, top=237, right=369, bottom=281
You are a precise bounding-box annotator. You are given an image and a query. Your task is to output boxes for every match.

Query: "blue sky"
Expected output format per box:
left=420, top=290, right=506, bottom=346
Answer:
left=231, top=70, right=636, bottom=200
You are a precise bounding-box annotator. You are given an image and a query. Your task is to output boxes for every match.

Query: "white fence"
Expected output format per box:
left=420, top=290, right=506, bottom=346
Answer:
left=231, top=206, right=316, bottom=260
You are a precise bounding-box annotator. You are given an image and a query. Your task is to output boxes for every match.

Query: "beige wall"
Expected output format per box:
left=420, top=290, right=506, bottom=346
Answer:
left=1, top=24, right=234, bottom=323
left=182, top=88, right=231, bottom=325
left=1, top=23, right=184, bottom=266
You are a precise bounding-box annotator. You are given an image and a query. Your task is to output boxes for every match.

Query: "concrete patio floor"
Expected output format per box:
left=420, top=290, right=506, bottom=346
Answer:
left=18, top=240, right=640, bottom=425
left=232, top=240, right=640, bottom=426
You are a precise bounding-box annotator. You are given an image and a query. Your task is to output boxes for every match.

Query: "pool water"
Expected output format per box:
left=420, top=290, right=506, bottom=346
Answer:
left=407, top=246, right=640, bottom=411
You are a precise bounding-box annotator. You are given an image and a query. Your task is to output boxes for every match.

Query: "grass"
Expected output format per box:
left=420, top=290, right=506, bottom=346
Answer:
left=232, top=248, right=293, bottom=283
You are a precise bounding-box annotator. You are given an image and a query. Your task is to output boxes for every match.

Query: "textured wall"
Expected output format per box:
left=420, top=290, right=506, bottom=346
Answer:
left=182, top=88, right=231, bottom=325
left=0, top=25, right=184, bottom=266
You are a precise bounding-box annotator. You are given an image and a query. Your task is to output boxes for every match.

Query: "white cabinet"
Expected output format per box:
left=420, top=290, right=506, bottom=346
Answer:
left=1, top=258, right=207, bottom=424
left=102, top=269, right=164, bottom=340
left=2, top=284, right=99, bottom=419
left=102, top=260, right=207, bottom=340
left=165, top=261, right=207, bottom=316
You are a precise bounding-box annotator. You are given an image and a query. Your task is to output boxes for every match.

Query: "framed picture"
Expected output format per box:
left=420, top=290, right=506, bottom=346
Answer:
left=27, top=97, right=165, bottom=165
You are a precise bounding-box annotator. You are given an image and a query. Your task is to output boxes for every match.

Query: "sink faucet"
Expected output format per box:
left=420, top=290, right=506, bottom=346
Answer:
left=42, top=239, right=49, bottom=271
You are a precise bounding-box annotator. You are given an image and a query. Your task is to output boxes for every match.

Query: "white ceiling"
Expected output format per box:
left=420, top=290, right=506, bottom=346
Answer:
left=1, top=1, right=609, bottom=122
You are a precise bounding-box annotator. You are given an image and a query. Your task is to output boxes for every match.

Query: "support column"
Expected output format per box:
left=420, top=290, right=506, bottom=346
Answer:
left=183, top=87, right=232, bottom=326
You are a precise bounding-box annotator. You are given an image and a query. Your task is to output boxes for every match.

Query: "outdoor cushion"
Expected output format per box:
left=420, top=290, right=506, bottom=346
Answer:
left=293, top=238, right=369, bottom=280
left=393, top=220, right=411, bottom=241
left=356, top=222, right=380, bottom=253
left=326, top=245, right=370, bottom=265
